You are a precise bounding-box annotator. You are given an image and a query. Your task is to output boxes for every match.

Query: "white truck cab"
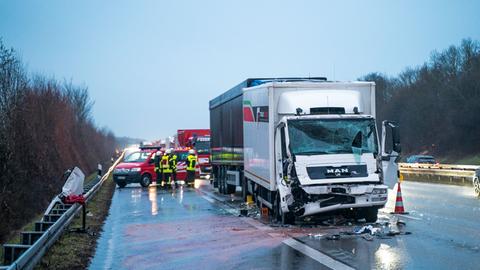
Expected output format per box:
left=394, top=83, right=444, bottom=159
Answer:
left=210, top=78, right=401, bottom=224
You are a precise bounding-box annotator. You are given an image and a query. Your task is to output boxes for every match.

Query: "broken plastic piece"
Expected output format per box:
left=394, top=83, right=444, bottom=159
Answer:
left=354, top=225, right=374, bottom=234
left=363, top=234, right=374, bottom=241
left=239, top=209, right=248, bottom=216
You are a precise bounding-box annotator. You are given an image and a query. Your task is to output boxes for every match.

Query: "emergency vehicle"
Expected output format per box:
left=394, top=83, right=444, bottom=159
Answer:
left=173, top=149, right=200, bottom=182
left=113, top=148, right=158, bottom=187
left=113, top=146, right=200, bottom=188
left=176, top=129, right=212, bottom=179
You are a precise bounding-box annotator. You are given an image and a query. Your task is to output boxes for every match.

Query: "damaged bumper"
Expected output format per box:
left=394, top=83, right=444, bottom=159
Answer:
left=296, top=184, right=388, bottom=217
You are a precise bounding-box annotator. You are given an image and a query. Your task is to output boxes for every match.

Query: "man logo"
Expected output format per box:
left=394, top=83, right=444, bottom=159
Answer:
left=326, top=168, right=349, bottom=177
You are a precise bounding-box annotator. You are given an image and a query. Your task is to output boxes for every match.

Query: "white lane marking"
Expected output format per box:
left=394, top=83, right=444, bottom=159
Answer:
left=283, top=238, right=355, bottom=270
left=201, top=194, right=238, bottom=215
left=200, top=190, right=226, bottom=202
left=201, top=195, right=215, bottom=204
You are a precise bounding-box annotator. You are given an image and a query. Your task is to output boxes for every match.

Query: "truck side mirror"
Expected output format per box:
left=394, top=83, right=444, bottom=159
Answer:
left=148, top=159, right=154, bottom=164
left=393, top=143, right=402, bottom=153
left=391, top=125, right=401, bottom=153
left=381, top=120, right=401, bottom=156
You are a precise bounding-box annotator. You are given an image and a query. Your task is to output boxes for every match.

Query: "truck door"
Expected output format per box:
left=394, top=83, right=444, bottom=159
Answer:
left=275, top=124, right=288, bottom=184
left=275, top=123, right=292, bottom=212
left=381, top=121, right=401, bottom=188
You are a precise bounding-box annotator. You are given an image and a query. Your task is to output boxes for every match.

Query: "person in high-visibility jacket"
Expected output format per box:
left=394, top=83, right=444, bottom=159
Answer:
left=161, top=149, right=172, bottom=187
left=186, top=149, right=197, bottom=185
left=169, top=150, right=178, bottom=188
left=154, top=150, right=163, bottom=185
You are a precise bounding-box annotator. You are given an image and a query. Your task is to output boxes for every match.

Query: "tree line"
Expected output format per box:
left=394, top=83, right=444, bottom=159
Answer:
left=361, top=39, right=480, bottom=160
left=0, top=40, right=116, bottom=242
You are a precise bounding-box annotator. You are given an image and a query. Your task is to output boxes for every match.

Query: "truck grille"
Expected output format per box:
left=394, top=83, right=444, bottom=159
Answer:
left=307, top=165, right=368, bottom=179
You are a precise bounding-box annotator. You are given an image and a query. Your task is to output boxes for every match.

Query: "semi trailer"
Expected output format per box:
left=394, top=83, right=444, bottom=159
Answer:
left=209, top=78, right=401, bottom=224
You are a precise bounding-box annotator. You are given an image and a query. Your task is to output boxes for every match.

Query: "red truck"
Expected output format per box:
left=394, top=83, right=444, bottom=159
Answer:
left=176, top=129, right=212, bottom=179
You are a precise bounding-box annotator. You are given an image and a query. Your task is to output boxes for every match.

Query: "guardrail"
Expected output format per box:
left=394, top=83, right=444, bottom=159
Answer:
left=2, top=152, right=125, bottom=270
left=399, top=162, right=479, bottom=186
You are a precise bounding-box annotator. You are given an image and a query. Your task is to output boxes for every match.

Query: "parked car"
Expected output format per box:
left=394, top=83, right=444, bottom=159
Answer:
left=113, top=149, right=157, bottom=188
left=474, top=169, right=480, bottom=197
left=406, top=155, right=437, bottom=164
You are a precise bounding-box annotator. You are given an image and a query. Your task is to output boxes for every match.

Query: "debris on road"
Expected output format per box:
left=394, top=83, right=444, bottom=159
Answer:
left=238, top=202, right=260, bottom=218
left=326, top=234, right=341, bottom=240
left=315, top=215, right=412, bottom=242
left=239, top=209, right=248, bottom=216
left=362, top=234, right=374, bottom=241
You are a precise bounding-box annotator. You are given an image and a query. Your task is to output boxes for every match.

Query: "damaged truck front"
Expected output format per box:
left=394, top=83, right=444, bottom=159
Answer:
left=210, top=78, right=401, bottom=224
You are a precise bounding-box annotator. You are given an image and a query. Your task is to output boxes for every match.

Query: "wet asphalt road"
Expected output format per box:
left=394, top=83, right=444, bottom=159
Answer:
left=89, top=181, right=327, bottom=270
left=89, top=180, right=480, bottom=270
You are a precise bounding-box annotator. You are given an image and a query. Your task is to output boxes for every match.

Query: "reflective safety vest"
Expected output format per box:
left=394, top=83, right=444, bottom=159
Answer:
left=187, top=154, right=197, bottom=171
left=169, top=154, right=178, bottom=173
left=161, top=155, right=171, bottom=173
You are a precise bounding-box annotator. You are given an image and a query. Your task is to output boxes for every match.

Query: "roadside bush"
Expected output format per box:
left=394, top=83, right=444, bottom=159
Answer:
left=0, top=39, right=116, bottom=242
left=361, top=39, right=480, bottom=159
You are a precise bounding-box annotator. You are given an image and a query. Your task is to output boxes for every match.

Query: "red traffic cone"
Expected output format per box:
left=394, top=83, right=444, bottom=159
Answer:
left=392, top=182, right=409, bottom=215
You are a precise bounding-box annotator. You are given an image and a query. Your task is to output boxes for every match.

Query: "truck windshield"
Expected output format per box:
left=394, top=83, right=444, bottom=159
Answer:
left=288, top=118, right=378, bottom=156
left=195, top=140, right=211, bottom=154
left=124, top=151, right=151, bottom=163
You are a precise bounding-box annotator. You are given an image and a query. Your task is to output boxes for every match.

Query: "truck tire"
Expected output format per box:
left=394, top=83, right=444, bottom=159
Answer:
left=241, top=177, right=248, bottom=202
left=140, top=174, right=151, bottom=187
left=218, top=177, right=223, bottom=193
left=218, top=168, right=225, bottom=194
left=473, top=176, right=480, bottom=197
left=273, top=192, right=295, bottom=225
left=213, top=167, right=219, bottom=188
left=356, top=207, right=378, bottom=223
left=117, top=181, right=127, bottom=188
left=226, top=184, right=236, bottom=194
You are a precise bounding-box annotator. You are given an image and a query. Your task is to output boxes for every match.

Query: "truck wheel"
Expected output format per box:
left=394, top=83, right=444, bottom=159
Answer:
left=226, top=184, right=236, bottom=194
left=356, top=207, right=378, bottom=223
left=117, top=181, right=127, bottom=188
left=140, top=174, right=151, bottom=187
left=473, top=177, right=480, bottom=197
left=273, top=192, right=295, bottom=225
left=218, top=170, right=225, bottom=194
left=241, top=177, right=248, bottom=202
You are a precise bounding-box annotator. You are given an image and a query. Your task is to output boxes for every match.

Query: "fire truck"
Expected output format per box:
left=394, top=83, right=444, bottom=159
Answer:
left=176, top=129, right=212, bottom=179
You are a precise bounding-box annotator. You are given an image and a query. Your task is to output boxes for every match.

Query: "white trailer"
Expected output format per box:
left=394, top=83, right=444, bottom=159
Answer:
left=210, top=78, right=401, bottom=224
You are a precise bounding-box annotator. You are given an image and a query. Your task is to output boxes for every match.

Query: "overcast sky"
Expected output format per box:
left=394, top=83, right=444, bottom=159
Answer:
left=1, top=0, right=479, bottom=140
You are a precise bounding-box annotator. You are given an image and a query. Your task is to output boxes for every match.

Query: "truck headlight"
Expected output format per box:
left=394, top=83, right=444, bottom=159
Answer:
left=372, top=188, right=387, bottom=194
left=130, top=167, right=141, bottom=172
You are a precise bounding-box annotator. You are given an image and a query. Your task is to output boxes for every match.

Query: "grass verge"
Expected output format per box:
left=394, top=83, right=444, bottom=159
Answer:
left=34, top=173, right=116, bottom=270
left=453, top=154, right=480, bottom=165
left=439, top=153, right=480, bottom=165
